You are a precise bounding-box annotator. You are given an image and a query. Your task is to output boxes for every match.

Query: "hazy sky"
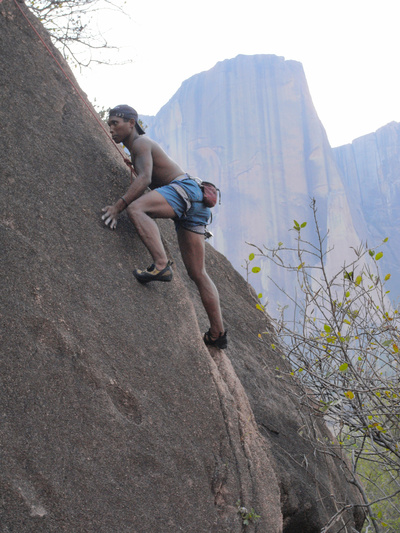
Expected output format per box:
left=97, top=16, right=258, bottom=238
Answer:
left=76, top=0, right=400, bottom=147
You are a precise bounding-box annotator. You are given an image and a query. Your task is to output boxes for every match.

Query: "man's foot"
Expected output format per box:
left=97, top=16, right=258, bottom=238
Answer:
left=133, top=261, right=173, bottom=283
left=203, top=329, right=228, bottom=349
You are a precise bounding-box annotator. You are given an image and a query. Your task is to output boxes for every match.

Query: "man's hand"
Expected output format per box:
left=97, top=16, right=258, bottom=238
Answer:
left=102, top=205, right=119, bottom=230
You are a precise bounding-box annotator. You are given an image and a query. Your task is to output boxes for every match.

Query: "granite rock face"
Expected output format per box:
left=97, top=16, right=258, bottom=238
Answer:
left=1, top=2, right=364, bottom=532
left=146, top=54, right=367, bottom=306
left=147, top=55, right=400, bottom=307
left=334, top=121, right=400, bottom=294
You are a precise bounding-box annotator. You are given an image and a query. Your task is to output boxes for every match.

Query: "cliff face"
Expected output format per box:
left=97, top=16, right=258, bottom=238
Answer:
left=334, top=122, right=400, bottom=293
left=146, top=54, right=370, bottom=306
left=0, top=2, right=363, bottom=532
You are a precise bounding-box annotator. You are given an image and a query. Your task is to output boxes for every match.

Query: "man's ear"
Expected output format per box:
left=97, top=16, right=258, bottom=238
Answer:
left=129, top=118, right=136, bottom=128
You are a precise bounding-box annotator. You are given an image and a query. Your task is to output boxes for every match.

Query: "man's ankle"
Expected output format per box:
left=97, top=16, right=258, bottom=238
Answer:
left=154, top=261, right=168, bottom=271
left=209, top=330, right=224, bottom=340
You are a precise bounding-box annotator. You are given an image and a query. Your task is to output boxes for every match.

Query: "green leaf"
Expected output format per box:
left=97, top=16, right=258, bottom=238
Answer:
left=257, top=293, right=263, bottom=299
left=355, top=275, right=362, bottom=286
left=368, top=250, right=375, bottom=257
left=256, top=303, right=264, bottom=311
left=324, top=324, right=331, bottom=333
left=278, top=241, right=283, bottom=246
left=252, top=266, right=261, bottom=273
left=383, top=237, right=389, bottom=242
left=249, top=253, right=255, bottom=261
left=339, top=363, right=349, bottom=372
left=300, top=221, right=307, bottom=228
left=375, top=252, right=383, bottom=261
left=384, top=273, right=391, bottom=281
left=293, top=220, right=300, bottom=230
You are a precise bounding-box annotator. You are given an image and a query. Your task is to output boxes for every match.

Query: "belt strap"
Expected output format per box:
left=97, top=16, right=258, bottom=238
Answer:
left=174, top=174, right=202, bottom=186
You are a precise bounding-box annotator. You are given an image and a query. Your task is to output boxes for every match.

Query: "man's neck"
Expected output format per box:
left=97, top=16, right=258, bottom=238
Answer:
left=124, top=130, right=140, bottom=153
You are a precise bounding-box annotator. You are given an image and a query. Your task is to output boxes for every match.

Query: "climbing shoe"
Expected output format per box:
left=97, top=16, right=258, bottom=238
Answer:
left=133, top=261, right=173, bottom=283
left=203, top=329, right=228, bottom=349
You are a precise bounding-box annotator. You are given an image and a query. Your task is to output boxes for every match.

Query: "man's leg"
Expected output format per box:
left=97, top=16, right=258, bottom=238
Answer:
left=177, top=227, right=224, bottom=338
left=126, top=191, right=175, bottom=270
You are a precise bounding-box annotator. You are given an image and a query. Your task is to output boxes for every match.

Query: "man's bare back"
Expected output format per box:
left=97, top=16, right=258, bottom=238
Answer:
left=130, top=136, right=185, bottom=189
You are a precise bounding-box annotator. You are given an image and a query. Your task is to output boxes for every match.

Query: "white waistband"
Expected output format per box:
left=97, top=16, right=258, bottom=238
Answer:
left=174, top=174, right=202, bottom=185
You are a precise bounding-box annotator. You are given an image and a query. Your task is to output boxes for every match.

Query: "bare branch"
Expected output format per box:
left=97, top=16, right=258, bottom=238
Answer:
left=26, top=0, right=131, bottom=68
left=249, top=198, right=400, bottom=530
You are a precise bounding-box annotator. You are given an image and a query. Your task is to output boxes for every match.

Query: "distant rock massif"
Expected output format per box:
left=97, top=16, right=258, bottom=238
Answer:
left=144, top=55, right=400, bottom=309
left=0, top=1, right=367, bottom=532
left=334, top=122, right=400, bottom=298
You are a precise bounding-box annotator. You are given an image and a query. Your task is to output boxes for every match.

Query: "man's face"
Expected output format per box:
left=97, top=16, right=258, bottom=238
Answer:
left=107, top=116, right=133, bottom=144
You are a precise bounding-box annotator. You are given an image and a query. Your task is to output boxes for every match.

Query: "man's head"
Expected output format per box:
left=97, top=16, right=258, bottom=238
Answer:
left=108, top=105, right=145, bottom=141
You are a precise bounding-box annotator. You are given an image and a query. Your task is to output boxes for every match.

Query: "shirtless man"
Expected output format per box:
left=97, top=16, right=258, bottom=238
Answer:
left=102, top=105, right=227, bottom=349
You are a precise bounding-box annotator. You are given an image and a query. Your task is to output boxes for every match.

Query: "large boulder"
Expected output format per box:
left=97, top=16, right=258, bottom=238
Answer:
left=0, top=1, right=363, bottom=531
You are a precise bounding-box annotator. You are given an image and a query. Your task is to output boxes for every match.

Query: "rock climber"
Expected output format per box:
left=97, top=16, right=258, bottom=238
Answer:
left=101, top=105, right=227, bottom=349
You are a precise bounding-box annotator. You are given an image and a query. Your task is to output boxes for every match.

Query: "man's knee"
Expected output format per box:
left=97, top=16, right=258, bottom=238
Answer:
left=126, top=200, right=143, bottom=223
left=186, top=265, right=208, bottom=285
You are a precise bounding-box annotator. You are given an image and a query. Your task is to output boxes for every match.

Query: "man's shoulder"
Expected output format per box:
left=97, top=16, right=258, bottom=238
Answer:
left=132, top=134, right=151, bottom=147
left=130, top=135, right=157, bottom=153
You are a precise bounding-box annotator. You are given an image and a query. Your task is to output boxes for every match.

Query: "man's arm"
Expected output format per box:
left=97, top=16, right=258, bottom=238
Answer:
left=102, top=138, right=153, bottom=229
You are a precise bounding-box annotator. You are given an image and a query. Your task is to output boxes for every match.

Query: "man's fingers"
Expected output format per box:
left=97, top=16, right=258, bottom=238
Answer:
left=101, top=208, right=117, bottom=229
left=102, top=215, right=117, bottom=229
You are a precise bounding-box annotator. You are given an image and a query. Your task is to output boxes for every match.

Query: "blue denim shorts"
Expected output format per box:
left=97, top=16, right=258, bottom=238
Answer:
left=156, top=176, right=211, bottom=234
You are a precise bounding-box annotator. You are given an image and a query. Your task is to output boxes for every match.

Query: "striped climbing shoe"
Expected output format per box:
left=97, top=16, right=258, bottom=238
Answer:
left=133, top=261, right=173, bottom=283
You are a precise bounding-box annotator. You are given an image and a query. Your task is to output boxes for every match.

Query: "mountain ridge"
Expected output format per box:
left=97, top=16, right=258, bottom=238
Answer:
left=142, top=53, right=379, bottom=305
